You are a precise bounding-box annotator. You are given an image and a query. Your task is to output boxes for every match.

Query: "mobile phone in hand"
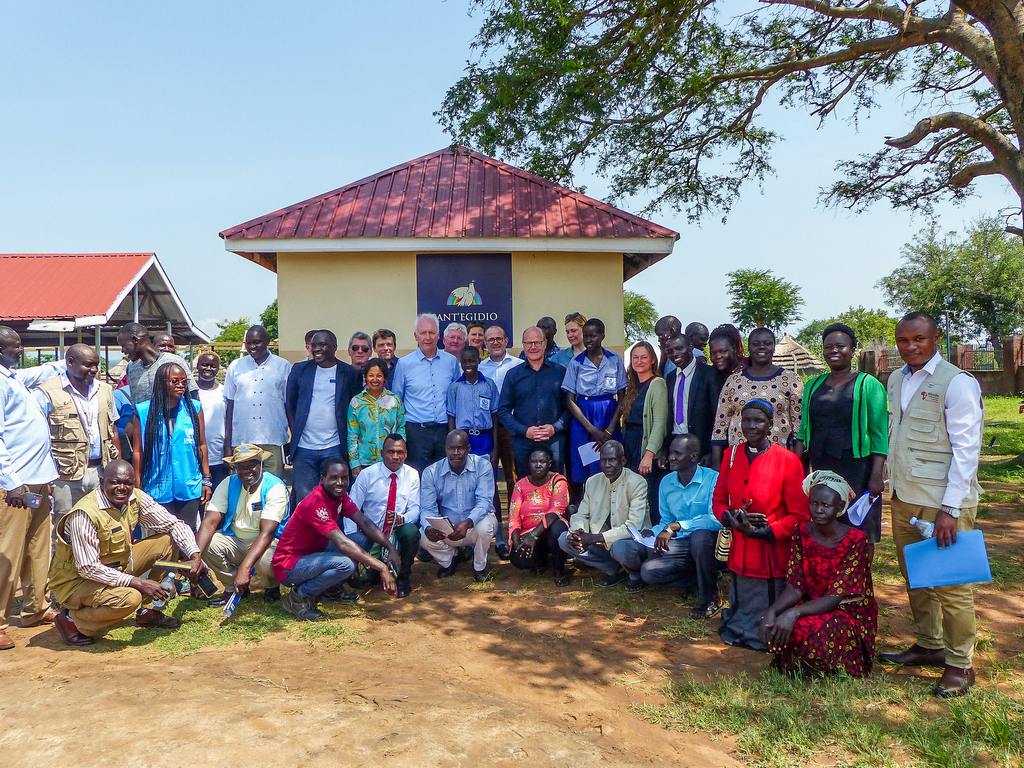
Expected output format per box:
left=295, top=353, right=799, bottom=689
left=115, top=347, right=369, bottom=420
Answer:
left=24, top=492, right=45, bottom=509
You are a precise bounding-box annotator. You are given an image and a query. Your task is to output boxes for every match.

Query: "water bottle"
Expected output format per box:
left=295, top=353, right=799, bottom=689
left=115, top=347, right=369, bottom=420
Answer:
left=222, top=591, right=243, bottom=619
left=152, top=572, right=177, bottom=609
left=910, top=517, right=935, bottom=538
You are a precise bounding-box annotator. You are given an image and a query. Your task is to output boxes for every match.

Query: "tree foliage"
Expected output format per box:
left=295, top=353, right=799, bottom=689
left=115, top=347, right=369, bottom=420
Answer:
left=797, top=306, right=899, bottom=347
left=439, top=0, right=1024, bottom=232
left=260, top=299, right=279, bottom=341
left=212, top=317, right=251, bottom=365
left=726, top=269, right=804, bottom=333
left=877, top=216, right=1024, bottom=343
left=624, top=289, right=659, bottom=343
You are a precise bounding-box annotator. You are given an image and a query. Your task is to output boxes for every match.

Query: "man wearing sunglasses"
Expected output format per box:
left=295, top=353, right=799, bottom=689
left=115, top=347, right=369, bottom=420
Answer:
left=348, top=332, right=373, bottom=371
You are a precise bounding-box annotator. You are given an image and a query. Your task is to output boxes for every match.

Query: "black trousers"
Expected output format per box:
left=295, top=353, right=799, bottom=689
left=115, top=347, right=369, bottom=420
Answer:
left=509, top=518, right=569, bottom=575
left=406, top=422, right=448, bottom=473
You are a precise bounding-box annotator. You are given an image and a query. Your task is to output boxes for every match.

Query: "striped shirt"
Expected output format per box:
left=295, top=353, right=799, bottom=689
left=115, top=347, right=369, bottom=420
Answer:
left=65, top=489, right=200, bottom=587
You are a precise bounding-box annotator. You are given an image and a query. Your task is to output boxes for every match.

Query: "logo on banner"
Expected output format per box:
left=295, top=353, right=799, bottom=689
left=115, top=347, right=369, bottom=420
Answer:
left=447, top=281, right=482, bottom=306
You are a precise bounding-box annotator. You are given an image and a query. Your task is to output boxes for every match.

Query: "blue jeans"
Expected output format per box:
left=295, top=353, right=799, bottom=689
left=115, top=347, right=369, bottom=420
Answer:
left=557, top=530, right=622, bottom=576
left=281, top=551, right=355, bottom=599
left=291, top=445, right=344, bottom=504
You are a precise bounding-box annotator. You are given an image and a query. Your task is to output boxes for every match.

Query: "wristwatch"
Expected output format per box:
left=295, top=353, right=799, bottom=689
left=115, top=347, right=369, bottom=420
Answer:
left=940, top=505, right=962, bottom=519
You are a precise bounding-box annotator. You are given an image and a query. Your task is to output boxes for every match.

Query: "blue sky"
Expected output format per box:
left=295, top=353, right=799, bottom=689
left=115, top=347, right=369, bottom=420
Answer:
left=0, top=2, right=1004, bottom=340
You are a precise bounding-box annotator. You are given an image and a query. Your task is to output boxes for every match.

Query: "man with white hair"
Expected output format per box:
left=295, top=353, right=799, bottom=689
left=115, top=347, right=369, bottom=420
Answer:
left=392, top=314, right=460, bottom=472
left=443, top=323, right=467, bottom=357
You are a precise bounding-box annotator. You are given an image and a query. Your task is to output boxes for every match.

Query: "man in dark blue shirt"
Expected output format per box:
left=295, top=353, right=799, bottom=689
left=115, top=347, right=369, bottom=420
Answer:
left=497, top=326, right=569, bottom=478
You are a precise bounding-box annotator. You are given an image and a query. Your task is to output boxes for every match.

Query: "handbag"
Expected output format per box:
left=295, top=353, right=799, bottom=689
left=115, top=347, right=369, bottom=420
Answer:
left=715, top=444, right=743, bottom=562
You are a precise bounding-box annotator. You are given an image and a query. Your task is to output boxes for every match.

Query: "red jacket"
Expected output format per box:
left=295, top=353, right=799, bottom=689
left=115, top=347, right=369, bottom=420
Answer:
left=712, top=443, right=810, bottom=579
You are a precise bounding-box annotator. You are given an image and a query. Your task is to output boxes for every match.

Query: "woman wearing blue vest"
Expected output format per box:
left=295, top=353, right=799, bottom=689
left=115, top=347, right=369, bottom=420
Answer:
left=132, top=363, right=211, bottom=531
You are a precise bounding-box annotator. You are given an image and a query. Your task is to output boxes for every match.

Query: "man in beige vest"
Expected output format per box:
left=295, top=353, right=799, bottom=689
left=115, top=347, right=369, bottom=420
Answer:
left=48, top=460, right=206, bottom=646
left=35, top=344, right=119, bottom=536
left=879, top=312, right=983, bottom=698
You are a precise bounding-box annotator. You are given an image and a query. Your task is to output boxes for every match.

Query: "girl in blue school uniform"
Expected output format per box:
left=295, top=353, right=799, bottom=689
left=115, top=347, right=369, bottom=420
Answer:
left=561, top=318, right=627, bottom=495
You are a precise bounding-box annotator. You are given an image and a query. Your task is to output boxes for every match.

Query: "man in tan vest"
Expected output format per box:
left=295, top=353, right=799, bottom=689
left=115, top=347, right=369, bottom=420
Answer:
left=879, top=312, right=983, bottom=698
left=35, top=344, right=119, bottom=537
left=47, top=460, right=206, bottom=646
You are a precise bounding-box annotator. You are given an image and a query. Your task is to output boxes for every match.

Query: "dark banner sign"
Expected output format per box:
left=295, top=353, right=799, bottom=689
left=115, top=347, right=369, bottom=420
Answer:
left=416, top=253, right=514, bottom=338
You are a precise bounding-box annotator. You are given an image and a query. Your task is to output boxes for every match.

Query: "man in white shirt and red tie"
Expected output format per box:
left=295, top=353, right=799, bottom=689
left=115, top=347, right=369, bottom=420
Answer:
left=347, top=434, right=421, bottom=598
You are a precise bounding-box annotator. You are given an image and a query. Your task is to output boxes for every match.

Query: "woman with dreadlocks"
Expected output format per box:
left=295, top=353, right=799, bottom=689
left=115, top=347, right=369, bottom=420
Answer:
left=131, top=362, right=211, bottom=531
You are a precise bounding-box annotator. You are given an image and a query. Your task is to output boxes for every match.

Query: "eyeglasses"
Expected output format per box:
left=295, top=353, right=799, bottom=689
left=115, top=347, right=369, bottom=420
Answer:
left=523, top=340, right=545, bottom=347
left=350, top=345, right=370, bottom=352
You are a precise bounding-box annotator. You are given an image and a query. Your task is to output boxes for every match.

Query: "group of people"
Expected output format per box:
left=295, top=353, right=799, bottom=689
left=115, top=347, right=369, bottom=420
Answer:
left=0, top=308, right=984, bottom=698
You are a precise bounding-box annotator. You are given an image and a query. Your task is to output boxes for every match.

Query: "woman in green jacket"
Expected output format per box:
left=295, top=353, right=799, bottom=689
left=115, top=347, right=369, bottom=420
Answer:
left=794, top=323, right=888, bottom=542
left=621, top=341, right=669, bottom=521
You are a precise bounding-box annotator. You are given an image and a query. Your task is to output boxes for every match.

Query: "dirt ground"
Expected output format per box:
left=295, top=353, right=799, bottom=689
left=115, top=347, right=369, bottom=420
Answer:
left=2, top=488, right=1022, bottom=768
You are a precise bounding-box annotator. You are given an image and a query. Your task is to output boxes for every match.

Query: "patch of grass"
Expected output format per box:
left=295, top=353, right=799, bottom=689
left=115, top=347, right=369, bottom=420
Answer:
left=636, top=669, right=1024, bottom=768
left=89, top=594, right=363, bottom=656
left=989, top=550, right=1024, bottom=586
left=979, top=396, right=1024, bottom=482
left=871, top=537, right=903, bottom=585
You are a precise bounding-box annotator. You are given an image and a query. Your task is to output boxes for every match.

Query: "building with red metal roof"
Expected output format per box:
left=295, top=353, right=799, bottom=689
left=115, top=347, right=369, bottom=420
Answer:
left=0, top=253, right=209, bottom=351
left=220, top=146, right=678, bottom=358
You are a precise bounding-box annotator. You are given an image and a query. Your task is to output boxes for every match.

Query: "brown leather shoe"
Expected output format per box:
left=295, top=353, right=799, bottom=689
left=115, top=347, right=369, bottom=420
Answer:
left=0, top=630, right=14, bottom=650
left=22, top=607, right=59, bottom=627
left=935, top=665, right=975, bottom=698
left=53, top=609, right=95, bottom=647
left=877, top=644, right=946, bottom=668
left=135, top=608, right=181, bottom=630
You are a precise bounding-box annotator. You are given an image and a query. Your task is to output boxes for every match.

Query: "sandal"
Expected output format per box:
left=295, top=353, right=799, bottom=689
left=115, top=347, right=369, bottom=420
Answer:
left=689, top=600, right=723, bottom=620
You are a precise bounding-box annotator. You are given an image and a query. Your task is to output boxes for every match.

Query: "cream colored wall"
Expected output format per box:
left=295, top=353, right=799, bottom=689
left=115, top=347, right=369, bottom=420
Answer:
left=511, top=251, right=624, bottom=353
left=275, top=249, right=626, bottom=360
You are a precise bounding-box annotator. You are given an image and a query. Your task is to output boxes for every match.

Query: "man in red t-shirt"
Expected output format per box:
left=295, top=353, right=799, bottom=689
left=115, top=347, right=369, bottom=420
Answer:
left=273, top=459, right=396, bottom=620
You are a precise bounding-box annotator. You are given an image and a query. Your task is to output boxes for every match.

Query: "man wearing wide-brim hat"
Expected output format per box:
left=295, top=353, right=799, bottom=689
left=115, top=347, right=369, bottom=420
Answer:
left=194, top=444, right=290, bottom=605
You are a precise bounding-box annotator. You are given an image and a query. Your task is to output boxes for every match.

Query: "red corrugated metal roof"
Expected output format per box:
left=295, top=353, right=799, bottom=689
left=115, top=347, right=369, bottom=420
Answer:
left=219, top=146, right=679, bottom=242
left=0, top=253, right=152, bottom=321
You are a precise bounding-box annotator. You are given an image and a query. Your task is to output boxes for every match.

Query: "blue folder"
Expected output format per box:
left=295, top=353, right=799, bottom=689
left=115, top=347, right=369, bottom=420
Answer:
left=904, top=529, right=992, bottom=589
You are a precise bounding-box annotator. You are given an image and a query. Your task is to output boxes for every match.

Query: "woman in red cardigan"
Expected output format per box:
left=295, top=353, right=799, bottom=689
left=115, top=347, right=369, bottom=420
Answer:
left=713, top=399, right=810, bottom=651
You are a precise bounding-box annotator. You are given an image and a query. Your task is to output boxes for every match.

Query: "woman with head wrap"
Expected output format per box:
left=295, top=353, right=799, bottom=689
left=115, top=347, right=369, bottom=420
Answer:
left=712, top=399, right=810, bottom=651
left=794, top=323, right=888, bottom=543
left=710, top=327, right=804, bottom=470
left=759, top=470, right=878, bottom=676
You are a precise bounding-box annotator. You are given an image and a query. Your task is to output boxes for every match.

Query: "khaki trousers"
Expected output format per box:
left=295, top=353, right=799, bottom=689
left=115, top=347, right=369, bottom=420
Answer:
left=62, top=534, right=176, bottom=637
left=203, top=531, right=278, bottom=590
left=891, top=495, right=977, bottom=668
left=0, top=485, right=53, bottom=631
left=257, top=445, right=285, bottom=480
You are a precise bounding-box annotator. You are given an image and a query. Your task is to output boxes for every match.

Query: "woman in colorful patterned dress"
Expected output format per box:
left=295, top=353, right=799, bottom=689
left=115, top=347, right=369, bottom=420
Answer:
left=759, top=470, right=877, bottom=676
left=710, top=327, right=803, bottom=470
left=508, top=446, right=572, bottom=586
left=347, top=358, right=406, bottom=476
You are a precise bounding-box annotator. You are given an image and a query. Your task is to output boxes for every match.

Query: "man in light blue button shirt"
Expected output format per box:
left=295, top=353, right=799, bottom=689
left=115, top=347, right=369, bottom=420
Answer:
left=420, top=430, right=497, bottom=581
left=392, top=313, right=460, bottom=472
left=610, top=434, right=723, bottom=617
left=0, top=326, right=66, bottom=648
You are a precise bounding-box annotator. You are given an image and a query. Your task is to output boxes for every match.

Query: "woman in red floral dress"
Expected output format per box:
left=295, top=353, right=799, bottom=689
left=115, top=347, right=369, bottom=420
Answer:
left=759, top=470, right=878, bottom=676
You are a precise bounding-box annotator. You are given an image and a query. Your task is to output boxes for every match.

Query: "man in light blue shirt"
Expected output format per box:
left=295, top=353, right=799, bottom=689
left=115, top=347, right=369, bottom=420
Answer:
left=420, top=430, right=497, bottom=581
left=0, top=326, right=66, bottom=648
left=609, top=434, right=723, bottom=617
left=392, top=313, right=460, bottom=472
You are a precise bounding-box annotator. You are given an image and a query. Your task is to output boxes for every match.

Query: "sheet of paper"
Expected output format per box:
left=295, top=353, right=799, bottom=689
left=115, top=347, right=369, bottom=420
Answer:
left=425, top=516, right=455, bottom=535
left=578, top=441, right=601, bottom=466
left=628, top=526, right=657, bottom=549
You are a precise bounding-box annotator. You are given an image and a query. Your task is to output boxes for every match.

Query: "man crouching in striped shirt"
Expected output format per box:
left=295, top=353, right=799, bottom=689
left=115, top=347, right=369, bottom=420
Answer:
left=47, top=459, right=207, bottom=646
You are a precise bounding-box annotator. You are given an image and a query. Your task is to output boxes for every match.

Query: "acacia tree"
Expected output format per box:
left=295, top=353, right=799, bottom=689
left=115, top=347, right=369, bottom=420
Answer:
left=726, top=268, right=804, bottom=332
left=878, top=216, right=1024, bottom=343
left=797, top=306, right=899, bottom=346
left=624, top=289, right=659, bottom=342
left=439, top=0, right=1024, bottom=233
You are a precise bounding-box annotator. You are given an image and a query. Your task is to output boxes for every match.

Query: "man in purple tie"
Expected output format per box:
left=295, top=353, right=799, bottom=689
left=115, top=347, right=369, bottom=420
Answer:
left=664, top=335, right=719, bottom=466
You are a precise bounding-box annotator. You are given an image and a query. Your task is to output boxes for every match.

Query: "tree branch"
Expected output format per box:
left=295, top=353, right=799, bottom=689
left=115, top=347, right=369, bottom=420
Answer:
left=885, top=111, right=1017, bottom=159
left=950, top=159, right=1006, bottom=187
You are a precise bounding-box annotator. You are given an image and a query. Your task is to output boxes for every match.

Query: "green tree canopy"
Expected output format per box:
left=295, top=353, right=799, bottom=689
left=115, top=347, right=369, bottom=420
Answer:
left=213, top=317, right=251, bottom=365
left=623, top=289, right=658, bottom=344
left=725, top=269, right=803, bottom=333
left=797, top=307, right=899, bottom=348
left=260, top=299, right=279, bottom=341
left=877, top=217, right=1024, bottom=343
left=440, top=0, right=1024, bottom=233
